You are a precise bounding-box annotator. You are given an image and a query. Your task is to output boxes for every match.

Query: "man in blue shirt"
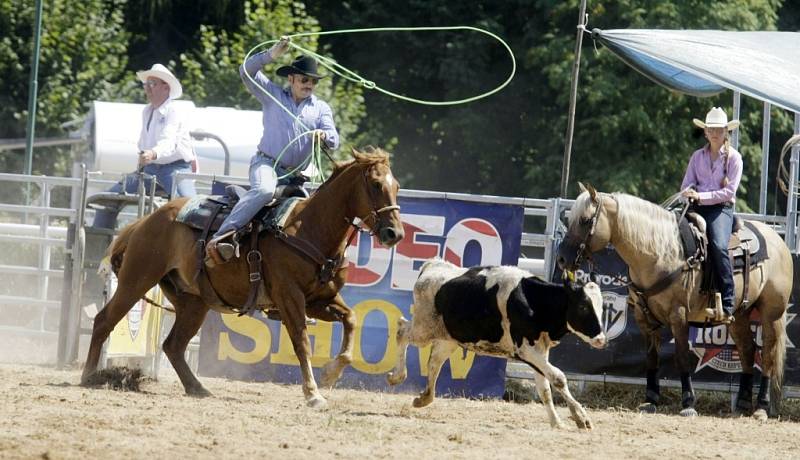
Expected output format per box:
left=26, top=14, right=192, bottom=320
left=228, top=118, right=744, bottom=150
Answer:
left=206, top=38, right=340, bottom=264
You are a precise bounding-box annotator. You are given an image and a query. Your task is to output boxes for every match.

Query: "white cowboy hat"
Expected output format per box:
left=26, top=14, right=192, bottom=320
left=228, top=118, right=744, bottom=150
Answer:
left=692, top=107, right=740, bottom=131
left=136, top=63, right=182, bottom=100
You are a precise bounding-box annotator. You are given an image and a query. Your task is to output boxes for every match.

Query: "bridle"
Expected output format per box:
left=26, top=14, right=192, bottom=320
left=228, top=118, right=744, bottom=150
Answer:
left=318, top=144, right=401, bottom=235
left=569, top=194, right=604, bottom=270
left=351, top=163, right=401, bottom=236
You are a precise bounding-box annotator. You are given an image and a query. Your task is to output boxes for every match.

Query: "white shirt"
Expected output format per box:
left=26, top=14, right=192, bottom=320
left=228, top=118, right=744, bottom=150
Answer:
left=137, top=99, right=195, bottom=165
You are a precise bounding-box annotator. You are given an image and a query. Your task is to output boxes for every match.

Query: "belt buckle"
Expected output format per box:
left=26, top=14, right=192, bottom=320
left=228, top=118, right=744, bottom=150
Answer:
left=259, top=152, right=276, bottom=164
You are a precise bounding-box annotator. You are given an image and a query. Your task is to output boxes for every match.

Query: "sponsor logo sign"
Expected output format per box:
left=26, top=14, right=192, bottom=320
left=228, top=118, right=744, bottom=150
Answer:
left=198, top=196, right=524, bottom=398
left=691, top=308, right=797, bottom=373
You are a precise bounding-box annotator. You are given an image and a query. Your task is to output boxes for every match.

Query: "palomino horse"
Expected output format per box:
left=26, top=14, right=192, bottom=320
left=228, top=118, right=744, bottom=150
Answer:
left=81, top=148, right=404, bottom=408
left=557, top=184, right=791, bottom=419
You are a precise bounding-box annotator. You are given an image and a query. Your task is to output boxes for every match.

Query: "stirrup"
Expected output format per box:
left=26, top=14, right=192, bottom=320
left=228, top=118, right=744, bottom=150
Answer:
left=704, top=293, right=735, bottom=324
left=206, top=232, right=237, bottom=265
left=704, top=308, right=735, bottom=324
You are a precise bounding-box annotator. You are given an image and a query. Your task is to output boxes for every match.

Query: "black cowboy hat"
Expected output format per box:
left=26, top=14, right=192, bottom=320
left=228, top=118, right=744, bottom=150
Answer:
left=276, top=55, right=326, bottom=79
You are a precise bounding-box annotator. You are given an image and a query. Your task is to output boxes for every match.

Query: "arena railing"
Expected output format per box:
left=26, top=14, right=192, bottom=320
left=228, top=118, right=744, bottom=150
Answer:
left=0, top=173, right=79, bottom=364
left=47, top=168, right=800, bottom=395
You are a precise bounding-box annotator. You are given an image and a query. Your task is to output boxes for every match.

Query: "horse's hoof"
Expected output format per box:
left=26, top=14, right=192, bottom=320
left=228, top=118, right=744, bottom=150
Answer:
left=573, top=417, right=592, bottom=430
left=679, top=408, right=698, bottom=417
left=638, top=402, right=657, bottom=414
left=187, top=387, right=212, bottom=398
left=734, top=400, right=753, bottom=415
left=306, top=394, right=328, bottom=410
left=320, top=362, right=342, bottom=389
left=752, top=409, right=768, bottom=421
left=386, top=370, right=407, bottom=386
left=412, top=395, right=433, bottom=408
left=319, top=373, right=338, bottom=389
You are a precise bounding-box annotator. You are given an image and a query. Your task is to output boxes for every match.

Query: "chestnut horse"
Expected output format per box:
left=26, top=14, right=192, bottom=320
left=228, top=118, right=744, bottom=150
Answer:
left=81, top=148, right=404, bottom=408
left=558, top=184, right=791, bottom=419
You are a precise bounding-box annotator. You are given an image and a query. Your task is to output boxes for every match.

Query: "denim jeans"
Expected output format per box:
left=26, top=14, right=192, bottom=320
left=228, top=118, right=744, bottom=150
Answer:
left=212, top=153, right=292, bottom=238
left=694, top=203, right=735, bottom=313
left=92, top=160, right=196, bottom=229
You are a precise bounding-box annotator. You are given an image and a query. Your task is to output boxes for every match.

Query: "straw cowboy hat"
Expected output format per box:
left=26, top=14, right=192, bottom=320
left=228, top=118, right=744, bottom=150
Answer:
left=693, top=107, right=740, bottom=131
left=276, top=55, right=326, bottom=79
left=136, top=63, right=183, bottom=100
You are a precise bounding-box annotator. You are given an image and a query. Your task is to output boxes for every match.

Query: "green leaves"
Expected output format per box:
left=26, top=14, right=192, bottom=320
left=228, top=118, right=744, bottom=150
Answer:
left=0, top=0, right=131, bottom=175
left=179, top=0, right=365, bottom=159
left=2, top=0, right=795, bottom=213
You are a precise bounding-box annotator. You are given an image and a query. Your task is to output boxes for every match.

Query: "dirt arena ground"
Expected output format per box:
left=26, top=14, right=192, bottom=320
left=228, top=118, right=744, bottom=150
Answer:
left=1, top=363, right=799, bottom=459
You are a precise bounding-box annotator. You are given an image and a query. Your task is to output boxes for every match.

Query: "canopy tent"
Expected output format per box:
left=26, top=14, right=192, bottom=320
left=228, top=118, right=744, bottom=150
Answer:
left=590, top=29, right=800, bottom=114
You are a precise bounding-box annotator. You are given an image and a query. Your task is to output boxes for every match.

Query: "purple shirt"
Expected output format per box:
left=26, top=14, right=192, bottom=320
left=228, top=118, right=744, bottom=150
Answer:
left=681, top=145, right=742, bottom=205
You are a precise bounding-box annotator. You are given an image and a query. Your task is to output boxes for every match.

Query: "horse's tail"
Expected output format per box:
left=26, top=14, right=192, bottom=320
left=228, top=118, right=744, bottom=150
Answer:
left=772, top=311, right=787, bottom=395
left=97, top=219, right=143, bottom=279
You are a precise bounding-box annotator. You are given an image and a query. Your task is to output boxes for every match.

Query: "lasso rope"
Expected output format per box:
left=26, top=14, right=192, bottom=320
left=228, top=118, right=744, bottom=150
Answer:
left=241, top=26, right=517, bottom=181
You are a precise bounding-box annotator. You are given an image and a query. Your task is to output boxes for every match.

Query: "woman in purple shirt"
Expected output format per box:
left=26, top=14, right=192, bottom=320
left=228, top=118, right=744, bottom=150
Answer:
left=681, top=107, right=743, bottom=321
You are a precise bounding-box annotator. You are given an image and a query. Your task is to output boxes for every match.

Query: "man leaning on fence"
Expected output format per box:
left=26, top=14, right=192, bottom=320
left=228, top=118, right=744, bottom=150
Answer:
left=91, top=63, right=197, bottom=230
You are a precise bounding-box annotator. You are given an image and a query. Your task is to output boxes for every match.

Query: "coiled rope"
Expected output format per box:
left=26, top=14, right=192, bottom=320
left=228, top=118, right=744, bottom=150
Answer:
left=241, top=26, right=517, bottom=181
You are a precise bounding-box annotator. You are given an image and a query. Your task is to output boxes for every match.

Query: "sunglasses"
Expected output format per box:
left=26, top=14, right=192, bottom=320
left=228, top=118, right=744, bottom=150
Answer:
left=297, top=76, right=319, bottom=85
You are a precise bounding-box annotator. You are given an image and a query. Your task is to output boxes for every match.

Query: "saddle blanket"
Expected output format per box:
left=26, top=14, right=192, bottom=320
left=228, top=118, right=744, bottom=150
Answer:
left=175, top=194, right=304, bottom=234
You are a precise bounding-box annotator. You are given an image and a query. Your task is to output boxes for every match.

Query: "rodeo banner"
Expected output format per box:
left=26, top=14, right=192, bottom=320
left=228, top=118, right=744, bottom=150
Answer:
left=551, top=246, right=800, bottom=386
left=197, top=195, right=524, bottom=398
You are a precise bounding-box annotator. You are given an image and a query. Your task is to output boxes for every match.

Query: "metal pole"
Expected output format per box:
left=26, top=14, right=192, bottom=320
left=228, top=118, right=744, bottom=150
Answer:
left=544, top=197, right=562, bottom=280
left=731, top=92, right=741, bottom=150
left=190, top=131, right=230, bottom=175
left=23, top=0, right=44, bottom=175
left=786, top=148, right=797, bottom=250
left=759, top=102, right=771, bottom=214
left=65, top=165, right=89, bottom=364
left=560, top=0, right=588, bottom=198
left=785, top=114, right=800, bottom=250
left=38, top=182, right=51, bottom=301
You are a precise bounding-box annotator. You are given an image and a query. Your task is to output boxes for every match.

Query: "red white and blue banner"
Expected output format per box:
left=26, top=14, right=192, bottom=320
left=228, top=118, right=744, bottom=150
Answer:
left=197, top=196, right=524, bottom=398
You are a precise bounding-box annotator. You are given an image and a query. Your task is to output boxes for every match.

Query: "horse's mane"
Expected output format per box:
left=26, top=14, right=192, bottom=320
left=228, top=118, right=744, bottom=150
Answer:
left=613, top=193, right=683, bottom=267
left=326, top=146, right=391, bottom=183
left=575, top=191, right=683, bottom=268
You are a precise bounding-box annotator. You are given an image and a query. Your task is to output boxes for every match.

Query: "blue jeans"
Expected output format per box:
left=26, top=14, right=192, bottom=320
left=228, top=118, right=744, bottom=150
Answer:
left=212, top=153, right=292, bottom=238
left=695, top=203, right=735, bottom=313
left=92, top=160, right=196, bottom=229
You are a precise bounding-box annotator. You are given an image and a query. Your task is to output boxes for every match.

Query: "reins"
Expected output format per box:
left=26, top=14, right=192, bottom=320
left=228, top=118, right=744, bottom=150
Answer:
left=569, top=192, right=606, bottom=271
left=272, top=159, right=400, bottom=284
left=570, top=192, right=700, bottom=330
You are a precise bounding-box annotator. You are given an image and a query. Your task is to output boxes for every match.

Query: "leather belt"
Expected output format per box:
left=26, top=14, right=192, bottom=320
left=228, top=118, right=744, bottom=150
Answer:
left=256, top=151, right=297, bottom=177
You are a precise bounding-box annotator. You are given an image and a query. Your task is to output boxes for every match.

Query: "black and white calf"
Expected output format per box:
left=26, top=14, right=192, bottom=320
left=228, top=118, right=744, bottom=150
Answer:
left=386, top=258, right=606, bottom=429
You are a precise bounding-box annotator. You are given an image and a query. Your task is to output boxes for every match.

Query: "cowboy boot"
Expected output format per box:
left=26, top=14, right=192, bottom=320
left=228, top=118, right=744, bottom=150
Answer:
left=205, top=234, right=236, bottom=265
left=705, top=292, right=735, bottom=324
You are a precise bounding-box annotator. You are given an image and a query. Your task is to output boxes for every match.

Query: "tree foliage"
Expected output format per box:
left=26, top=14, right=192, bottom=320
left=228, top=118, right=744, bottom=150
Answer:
left=309, top=0, right=792, bottom=212
left=529, top=0, right=789, bottom=212
left=179, top=0, right=365, bottom=158
left=2, top=0, right=796, bottom=215
left=0, top=0, right=132, bottom=175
